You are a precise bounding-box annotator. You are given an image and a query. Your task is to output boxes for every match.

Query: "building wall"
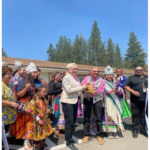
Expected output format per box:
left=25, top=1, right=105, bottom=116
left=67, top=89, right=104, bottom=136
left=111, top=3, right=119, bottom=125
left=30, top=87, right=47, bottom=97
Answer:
left=39, top=72, right=50, bottom=83
left=8, top=65, right=134, bottom=83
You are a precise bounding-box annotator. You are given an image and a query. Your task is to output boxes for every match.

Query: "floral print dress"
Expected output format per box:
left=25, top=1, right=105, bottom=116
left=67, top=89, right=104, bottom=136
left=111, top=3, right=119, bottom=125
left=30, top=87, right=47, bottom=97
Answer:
left=2, top=82, right=17, bottom=125
left=24, top=98, right=53, bottom=141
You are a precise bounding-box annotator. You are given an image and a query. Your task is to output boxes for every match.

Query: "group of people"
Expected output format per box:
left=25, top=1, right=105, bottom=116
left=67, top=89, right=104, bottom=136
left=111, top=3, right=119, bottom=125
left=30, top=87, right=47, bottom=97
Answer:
left=2, top=61, right=148, bottom=150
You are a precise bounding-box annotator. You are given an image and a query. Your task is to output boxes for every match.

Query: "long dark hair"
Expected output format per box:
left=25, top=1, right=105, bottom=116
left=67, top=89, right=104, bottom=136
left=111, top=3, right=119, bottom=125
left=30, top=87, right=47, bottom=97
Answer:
left=49, top=72, right=61, bottom=84
left=23, top=73, right=34, bottom=85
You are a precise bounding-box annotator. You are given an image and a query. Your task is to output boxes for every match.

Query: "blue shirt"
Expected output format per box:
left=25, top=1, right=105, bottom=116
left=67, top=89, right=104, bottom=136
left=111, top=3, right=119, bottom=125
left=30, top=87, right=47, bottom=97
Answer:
left=16, top=78, right=44, bottom=97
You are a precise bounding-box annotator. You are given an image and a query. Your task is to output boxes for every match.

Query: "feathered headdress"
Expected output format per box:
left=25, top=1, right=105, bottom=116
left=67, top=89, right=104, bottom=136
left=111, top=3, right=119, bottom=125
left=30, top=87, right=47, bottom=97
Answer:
left=14, top=60, right=24, bottom=69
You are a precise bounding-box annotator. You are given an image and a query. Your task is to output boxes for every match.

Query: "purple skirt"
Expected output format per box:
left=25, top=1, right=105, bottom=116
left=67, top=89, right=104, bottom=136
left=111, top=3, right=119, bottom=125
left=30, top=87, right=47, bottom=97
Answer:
left=77, top=99, right=83, bottom=117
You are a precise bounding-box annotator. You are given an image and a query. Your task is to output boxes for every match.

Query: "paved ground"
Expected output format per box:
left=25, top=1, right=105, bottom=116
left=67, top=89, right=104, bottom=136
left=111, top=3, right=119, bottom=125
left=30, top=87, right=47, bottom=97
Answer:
left=4, top=98, right=147, bottom=150
left=5, top=116, right=148, bottom=150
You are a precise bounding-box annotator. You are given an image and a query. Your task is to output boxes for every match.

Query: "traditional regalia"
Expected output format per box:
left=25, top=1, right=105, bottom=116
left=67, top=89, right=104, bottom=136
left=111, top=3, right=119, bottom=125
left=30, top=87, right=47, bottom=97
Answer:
left=10, top=62, right=45, bottom=149
left=24, top=97, right=53, bottom=149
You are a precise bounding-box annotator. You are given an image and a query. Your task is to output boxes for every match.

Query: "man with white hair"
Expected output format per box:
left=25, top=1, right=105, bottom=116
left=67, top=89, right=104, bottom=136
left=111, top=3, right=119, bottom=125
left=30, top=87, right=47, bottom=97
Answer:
left=81, top=67, right=106, bottom=145
left=61, top=63, right=89, bottom=150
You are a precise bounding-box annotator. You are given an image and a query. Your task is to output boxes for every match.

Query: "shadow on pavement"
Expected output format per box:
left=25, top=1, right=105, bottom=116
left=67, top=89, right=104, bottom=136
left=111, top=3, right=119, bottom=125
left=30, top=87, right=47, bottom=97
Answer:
left=49, top=132, right=60, bottom=145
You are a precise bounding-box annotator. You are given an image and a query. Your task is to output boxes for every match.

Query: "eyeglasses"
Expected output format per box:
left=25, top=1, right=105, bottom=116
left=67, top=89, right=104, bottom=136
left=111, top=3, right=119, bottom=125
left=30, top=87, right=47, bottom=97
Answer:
left=136, top=69, right=143, bottom=72
left=71, top=68, right=78, bottom=71
left=92, top=71, right=99, bottom=73
left=5, top=73, right=12, bottom=76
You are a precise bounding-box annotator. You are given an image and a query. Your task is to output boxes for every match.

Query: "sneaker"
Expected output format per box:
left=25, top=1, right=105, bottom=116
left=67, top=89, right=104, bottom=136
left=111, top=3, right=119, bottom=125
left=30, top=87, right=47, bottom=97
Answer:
left=82, top=136, right=90, bottom=143
left=6, top=132, right=11, bottom=138
left=97, top=136, right=104, bottom=145
left=23, top=140, right=33, bottom=150
left=66, top=144, right=78, bottom=150
left=74, top=123, right=79, bottom=127
left=113, top=133, right=119, bottom=139
left=108, top=133, right=114, bottom=139
left=132, top=130, right=138, bottom=138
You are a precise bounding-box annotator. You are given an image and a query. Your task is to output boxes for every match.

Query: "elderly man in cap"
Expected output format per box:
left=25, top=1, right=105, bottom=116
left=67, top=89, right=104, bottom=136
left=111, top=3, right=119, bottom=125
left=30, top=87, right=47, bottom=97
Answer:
left=61, top=63, right=89, bottom=150
left=81, top=67, right=106, bottom=145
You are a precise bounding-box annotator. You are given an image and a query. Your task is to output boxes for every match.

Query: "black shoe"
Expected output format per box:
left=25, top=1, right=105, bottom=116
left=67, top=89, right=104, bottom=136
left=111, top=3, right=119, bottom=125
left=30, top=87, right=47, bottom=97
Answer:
left=66, top=144, right=78, bottom=150
left=64, top=139, right=78, bottom=144
left=71, top=139, right=78, bottom=144
left=132, top=130, right=138, bottom=138
left=139, top=130, right=148, bottom=137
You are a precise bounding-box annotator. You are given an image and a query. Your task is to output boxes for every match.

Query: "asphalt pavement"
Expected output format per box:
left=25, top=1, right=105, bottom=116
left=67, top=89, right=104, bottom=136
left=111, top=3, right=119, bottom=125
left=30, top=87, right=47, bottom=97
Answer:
left=5, top=116, right=148, bottom=150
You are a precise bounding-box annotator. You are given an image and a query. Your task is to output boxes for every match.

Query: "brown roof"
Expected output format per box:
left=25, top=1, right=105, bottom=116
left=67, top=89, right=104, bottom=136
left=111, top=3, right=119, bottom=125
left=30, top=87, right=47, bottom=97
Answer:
left=2, top=56, right=138, bottom=74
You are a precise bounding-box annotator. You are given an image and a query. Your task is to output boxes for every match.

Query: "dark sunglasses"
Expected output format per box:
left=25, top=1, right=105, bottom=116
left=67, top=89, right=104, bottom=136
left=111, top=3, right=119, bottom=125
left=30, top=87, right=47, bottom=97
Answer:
left=92, top=71, right=99, bottom=73
left=136, top=69, right=143, bottom=72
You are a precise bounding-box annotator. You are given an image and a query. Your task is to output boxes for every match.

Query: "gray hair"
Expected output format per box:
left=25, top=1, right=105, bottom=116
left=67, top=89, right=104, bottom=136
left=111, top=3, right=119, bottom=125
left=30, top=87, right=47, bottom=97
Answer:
left=66, top=63, right=78, bottom=70
left=90, top=67, right=99, bottom=72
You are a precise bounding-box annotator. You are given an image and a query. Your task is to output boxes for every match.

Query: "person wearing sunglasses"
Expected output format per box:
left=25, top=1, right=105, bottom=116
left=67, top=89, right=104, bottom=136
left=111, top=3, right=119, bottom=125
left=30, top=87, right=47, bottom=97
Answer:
left=124, top=65, right=148, bottom=138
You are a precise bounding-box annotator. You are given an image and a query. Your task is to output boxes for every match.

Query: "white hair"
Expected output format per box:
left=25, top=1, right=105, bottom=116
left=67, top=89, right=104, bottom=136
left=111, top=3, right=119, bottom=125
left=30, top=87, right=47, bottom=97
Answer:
left=66, top=63, right=78, bottom=70
left=90, top=67, right=99, bottom=72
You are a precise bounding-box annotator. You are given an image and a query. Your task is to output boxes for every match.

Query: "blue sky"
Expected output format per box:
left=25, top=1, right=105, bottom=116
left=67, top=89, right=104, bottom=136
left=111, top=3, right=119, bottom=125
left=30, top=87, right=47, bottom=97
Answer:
left=2, top=0, right=148, bottom=63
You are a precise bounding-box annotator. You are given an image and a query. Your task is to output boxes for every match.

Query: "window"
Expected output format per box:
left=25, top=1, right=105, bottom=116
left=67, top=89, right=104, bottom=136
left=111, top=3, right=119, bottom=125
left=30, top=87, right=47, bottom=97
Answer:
left=49, top=74, right=53, bottom=80
left=79, top=77, right=84, bottom=82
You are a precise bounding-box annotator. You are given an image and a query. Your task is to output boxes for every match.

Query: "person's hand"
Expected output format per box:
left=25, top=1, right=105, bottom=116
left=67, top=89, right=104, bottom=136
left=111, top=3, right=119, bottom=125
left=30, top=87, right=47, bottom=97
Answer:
left=82, top=84, right=89, bottom=90
left=85, top=82, right=90, bottom=85
left=38, top=119, right=44, bottom=125
left=111, top=87, right=117, bottom=93
left=25, top=83, right=31, bottom=90
left=45, top=100, right=48, bottom=105
left=132, top=91, right=140, bottom=97
left=114, top=87, right=117, bottom=93
left=46, top=109, right=50, bottom=114
left=11, top=102, right=19, bottom=108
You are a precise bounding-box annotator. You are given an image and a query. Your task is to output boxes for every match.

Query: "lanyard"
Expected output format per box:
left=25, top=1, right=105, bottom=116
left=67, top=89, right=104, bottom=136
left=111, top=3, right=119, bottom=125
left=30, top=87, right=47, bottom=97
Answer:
left=139, top=76, right=145, bottom=87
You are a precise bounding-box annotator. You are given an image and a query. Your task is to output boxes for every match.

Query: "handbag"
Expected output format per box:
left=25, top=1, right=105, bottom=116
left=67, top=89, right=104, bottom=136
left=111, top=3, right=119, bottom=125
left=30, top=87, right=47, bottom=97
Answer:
left=16, top=101, right=26, bottom=114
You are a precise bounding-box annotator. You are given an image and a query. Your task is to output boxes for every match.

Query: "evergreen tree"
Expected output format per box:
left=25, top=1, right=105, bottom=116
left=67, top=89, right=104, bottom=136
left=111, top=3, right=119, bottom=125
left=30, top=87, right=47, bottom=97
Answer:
left=143, top=64, right=148, bottom=72
left=114, top=43, right=123, bottom=68
left=47, top=43, right=56, bottom=61
left=72, top=34, right=88, bottom=64
left=97, top=42, right=108, bottom=66
left=55, top=35, right=72, bottom=63
left=124, top=32, right=147, bottom=68
left=88, top=20, right=103, bottom=66
left=61, top=37, right=72, bottom=63
left=106, top=38, right=115, bottom=66
left=55, top=35, right=65, bottom=62
left=2, top=48, right=8, bottom=57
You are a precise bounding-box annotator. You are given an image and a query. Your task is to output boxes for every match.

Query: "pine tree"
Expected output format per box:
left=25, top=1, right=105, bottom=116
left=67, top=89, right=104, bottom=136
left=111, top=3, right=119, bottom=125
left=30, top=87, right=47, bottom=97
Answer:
left=88, top=20, right=102, bottom=66
left=72, top=34, right=88, bottom=64
left=114, top=43, right=123, bottom=68
left=106, top=38, right=115, bottom=66
left=54, top=35, right=73, bottom=63
left=97, top=42, right=108, bottom=66
left=47, top=43, right=56, bottom=61
left=55, top=35, right=65, bottom=62
left=124, top=32, right=147, bottom=68
left=2, top=48, right=8, bottom=57
left=61, top=37, right=72, bottom=63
